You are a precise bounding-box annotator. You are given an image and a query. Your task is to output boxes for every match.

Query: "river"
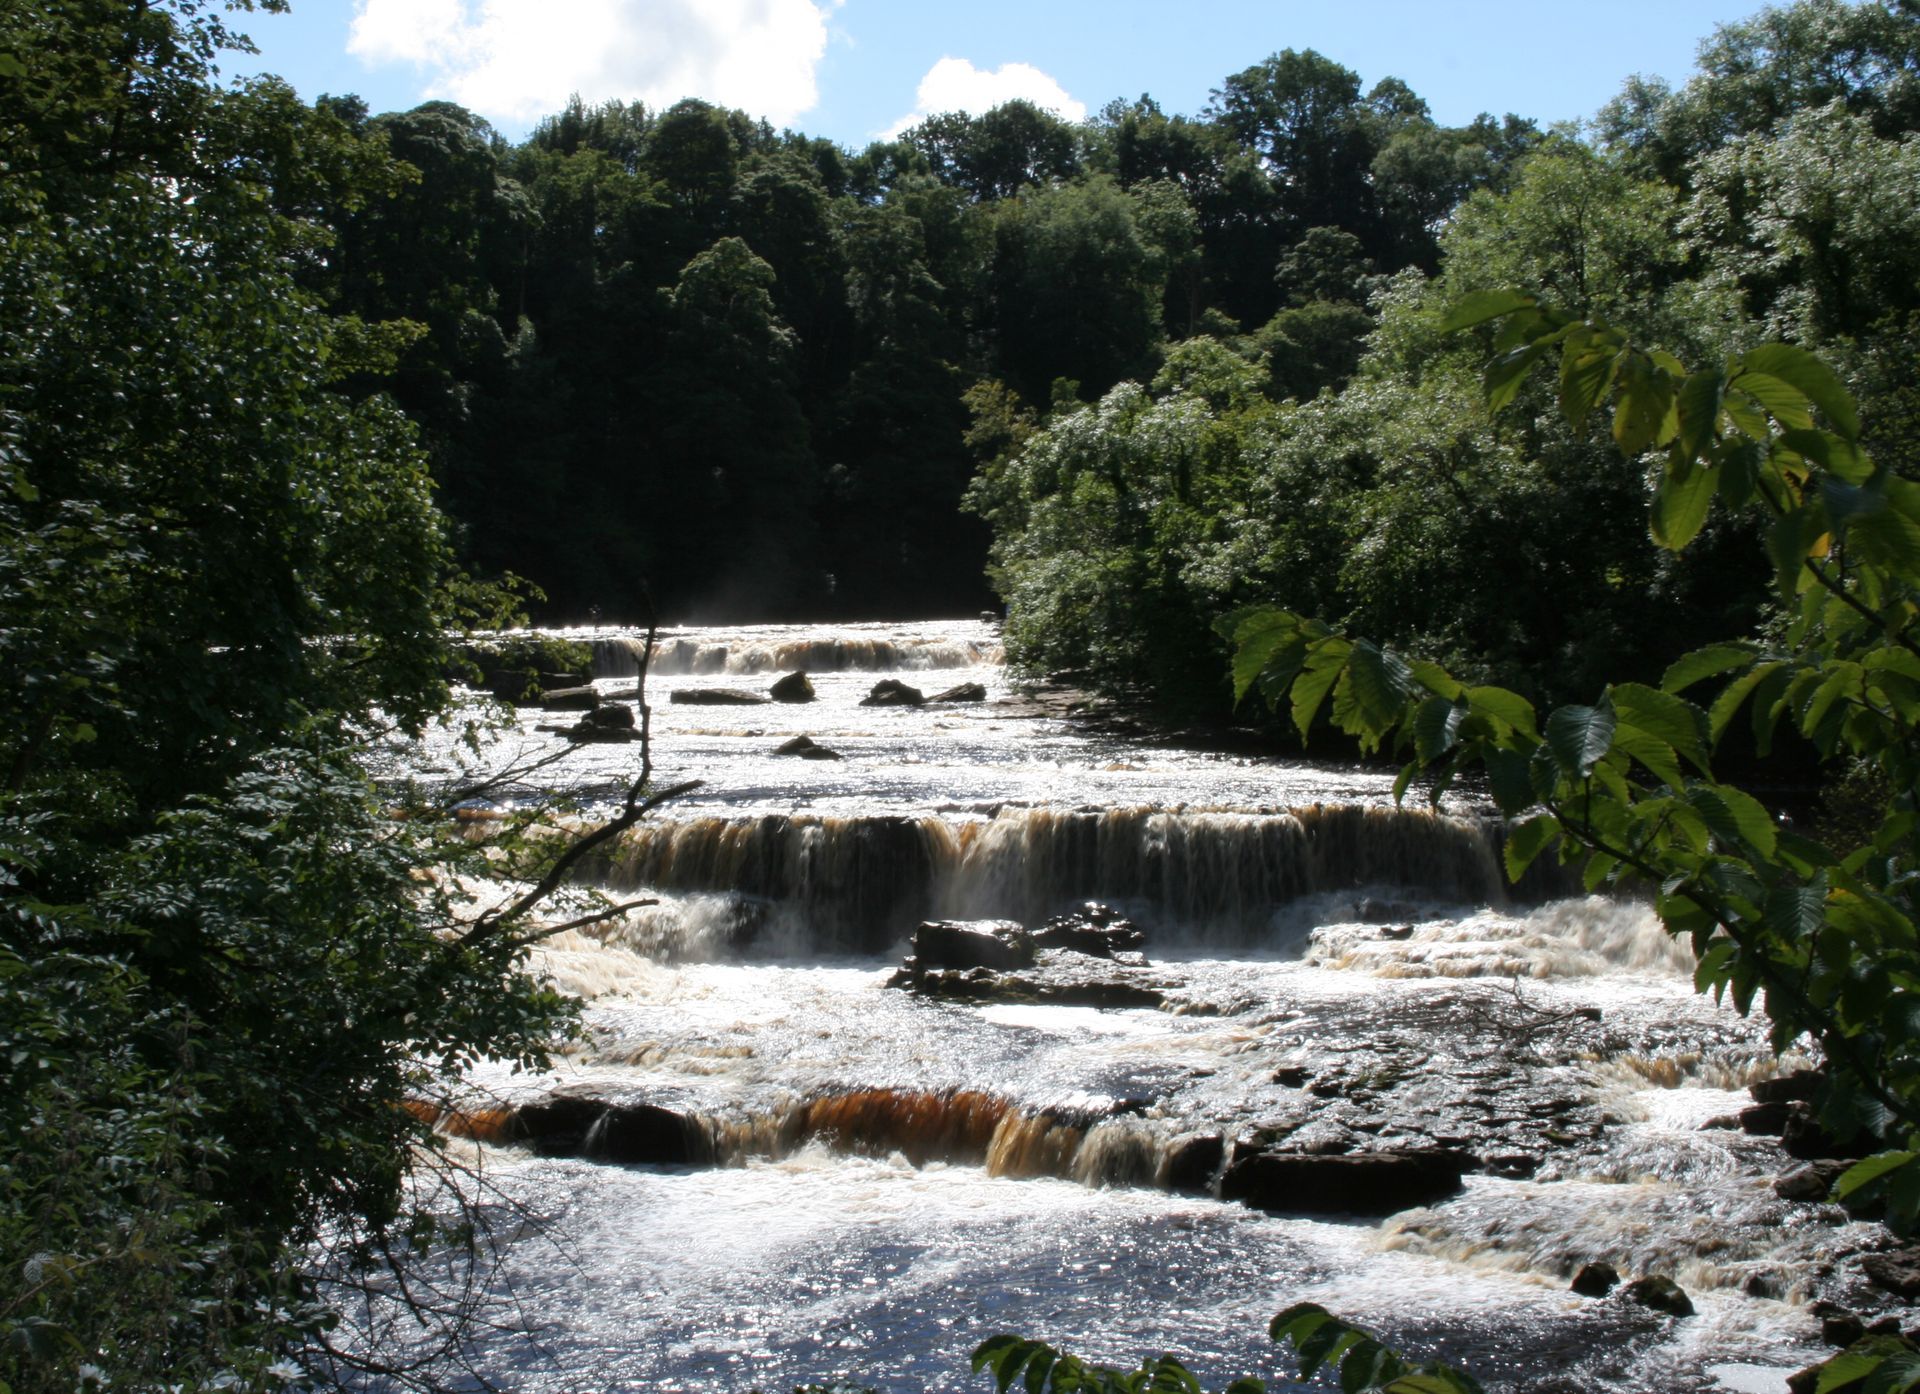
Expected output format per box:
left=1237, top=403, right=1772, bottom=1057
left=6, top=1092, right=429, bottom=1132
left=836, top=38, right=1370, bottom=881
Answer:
left=382, top=619, right=1864, bottom=1393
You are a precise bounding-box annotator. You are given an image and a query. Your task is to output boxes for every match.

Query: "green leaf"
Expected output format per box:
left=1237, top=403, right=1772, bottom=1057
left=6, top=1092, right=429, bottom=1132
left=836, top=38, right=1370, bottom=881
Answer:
left=1483, top=747, right=1536, bottom=815
left=1292, top=641, right=1352, bottom=741
left=1687, top=784, right=1779, bottom=858
left=1676, top=368, right=1726, bottom=460
left=1466, top=686, right=1538, bottom=738
left=1741, top=343, right=1861, bottom=441
left=1347, top=641, right=1416, bottom=730
left=1559, top=345, right=1618, bottom=428
left=1650, top=458, right=1716, bottom=551
left=1707, top=661, right=1782, bottom=743
left=1505, top=815, right=1561, bottom=882
left=1485, top=341, right=1554, bottom=413
left=1611, top=684, right=1711, bottom=771
left=1440, top=290, right=1536, bottom=333
left=1837, top=1151, right=1919, bottom=1199
left=1612, top=353, right=1676, bottom=455
left=1545, top=703, right=1616, bottom=778
left=0, top=53, right=23, bottom=78
left=1733, top=370, right=1816, bottom=432
left=1663, top=643, right=1757, bottom=695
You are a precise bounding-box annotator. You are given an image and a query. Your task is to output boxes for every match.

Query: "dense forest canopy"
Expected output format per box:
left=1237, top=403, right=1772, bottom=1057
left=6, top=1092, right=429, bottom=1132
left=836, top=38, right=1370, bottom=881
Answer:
left=297, top=0, right=1920, bottom=731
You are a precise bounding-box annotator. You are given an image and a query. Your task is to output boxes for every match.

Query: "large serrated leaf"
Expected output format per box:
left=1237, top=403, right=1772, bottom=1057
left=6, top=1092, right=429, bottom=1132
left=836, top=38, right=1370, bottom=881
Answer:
left=1291, top=641, right=1351, bottom=741
left=1662, top=643, right=1757, bottom=694
left=1559, top=345, right=1618, bottom=428
left=1545, top=704, right=1617, bottom=777
left=1687, top=784, right=1779, bottom=858
left=1733, top=369, right=1816, bottom=431
left=1742, top=343, right=1861, bottom=440
left=1676, top=368, right=1726, bottom=460
left=1440, top=289, right=1537, bottom=334
left=1650, top=458, right=1716, bottom=551
left=1466, top=686, right=1538, bottom=738
left=1611, top=683, right=1711, bottom=770
left=1505, top=815, right=1561, bottom=882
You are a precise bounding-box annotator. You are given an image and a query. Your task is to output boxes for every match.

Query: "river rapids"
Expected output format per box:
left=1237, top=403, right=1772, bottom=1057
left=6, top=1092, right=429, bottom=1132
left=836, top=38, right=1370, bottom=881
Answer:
left=374, top=620, right=1883, bottom=1394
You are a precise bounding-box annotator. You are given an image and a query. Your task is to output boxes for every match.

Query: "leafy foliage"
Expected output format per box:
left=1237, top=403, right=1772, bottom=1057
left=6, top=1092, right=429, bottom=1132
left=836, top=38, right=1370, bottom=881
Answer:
left=1227, top=295, right=1920, bottom=1260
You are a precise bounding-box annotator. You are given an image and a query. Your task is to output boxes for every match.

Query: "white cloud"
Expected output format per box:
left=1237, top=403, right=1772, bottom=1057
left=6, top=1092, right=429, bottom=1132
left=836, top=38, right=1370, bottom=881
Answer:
left=882, top=57, right=1086, bottom=139
left=347, top=0, right=832, bottom=128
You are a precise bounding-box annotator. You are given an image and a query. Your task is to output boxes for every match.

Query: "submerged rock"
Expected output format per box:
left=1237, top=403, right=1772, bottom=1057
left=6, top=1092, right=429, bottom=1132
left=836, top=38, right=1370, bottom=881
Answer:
left=670, top=687, right=771, bottom=706
left=861, top=678, right=925, bottom=707
left=1775, top=1159, right=1849, bottom=1202
left=511, top=1096, right=711, bottom=1165
left=1622, top=1274, right=1694, bottom=1317
left=1570, top=1261, right=1620, bottom=1297
left=928, top=682, right=987, bottom=703
left=769, top=670, right=816, bottom=703
left=774, top=734, right=842, bottom=760
left=1752, top=1069, right=1824, bottom=1105
left=1219, top=1147, right=1468, bottom=1217
left=1162, top=1133, right=1224, bottom=1195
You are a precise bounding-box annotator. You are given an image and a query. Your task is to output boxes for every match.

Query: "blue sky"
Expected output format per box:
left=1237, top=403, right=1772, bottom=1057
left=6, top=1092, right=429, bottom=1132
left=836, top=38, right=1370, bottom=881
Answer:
left=227, top=1, right=1772, bottom=147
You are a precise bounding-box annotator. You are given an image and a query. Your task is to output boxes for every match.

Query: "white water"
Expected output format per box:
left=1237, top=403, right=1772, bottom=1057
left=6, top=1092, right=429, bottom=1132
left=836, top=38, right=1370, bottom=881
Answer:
left=386, top=621, right=1840, bottom=1393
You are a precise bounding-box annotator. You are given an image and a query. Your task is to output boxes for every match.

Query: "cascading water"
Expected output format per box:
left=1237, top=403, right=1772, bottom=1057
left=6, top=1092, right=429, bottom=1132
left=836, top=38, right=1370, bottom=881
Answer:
left=392, top=620, right=1855, bottom=1393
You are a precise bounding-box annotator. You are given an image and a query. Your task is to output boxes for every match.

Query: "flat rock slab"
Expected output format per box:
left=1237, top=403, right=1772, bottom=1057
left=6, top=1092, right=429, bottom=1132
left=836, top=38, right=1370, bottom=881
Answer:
left=670, top=688, right=772, bottom=705
left=1219, top=1147, right=1468, bottom=1216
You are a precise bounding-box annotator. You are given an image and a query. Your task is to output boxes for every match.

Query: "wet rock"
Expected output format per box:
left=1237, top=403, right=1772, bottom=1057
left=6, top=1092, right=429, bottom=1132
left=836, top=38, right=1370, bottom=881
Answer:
left=1622, top=1275, right=1694, bottom=1317
left=1272, top=1065, right=1311, bottom=1089
left=1776, top=1159, right=1849, bottom=1202
left=774, top=734, right=842, bottom=760
left=1812, top=1313, right=1858, bottom=1351
left=1863, top=1249, right=1920, bottom=1299
left=1356, top=897, right=1416, bottom=924
left=861, top=678, right=925, bottom=707
left=1032, top=902, right=1146, bottom=959
left=1570, top=1261, right=1620, bottom=1297
left=1866, top=1315, right=1902, bottom=1337
left=539, top=685, right=600, bottom=712
left=1786, top=1365, right=1822, bottom=1394
left=1219, top=1148, right=1469, bottom=1217
left=1740, top=1101, right=1794, bottom=1136
left=584, top=704, right=634, bottom=729
left=769, top=671, right=816, bottom=703
left=1784, top=1109, right=1874, bottom=1161
left=912, top=920, right=1035, bottom=972
left=1378, top=924, right=1415, bottom=940
left=1482, top=1151, right=1542, bottom=1178
left=1752, top=1068, right=1825, bottom=1105
left=1163, top=1133, right=1224, bottom=1195
left=510, top=1096, right=710, bottom=1165
left=670, top=687, right=771, bottom=705
left=929, top=682, right=987, bottom=703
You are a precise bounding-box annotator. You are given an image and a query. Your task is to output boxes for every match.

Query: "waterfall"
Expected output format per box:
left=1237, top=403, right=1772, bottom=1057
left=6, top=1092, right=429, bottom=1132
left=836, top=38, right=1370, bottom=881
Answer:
left=579, top=804, right=1515, bottom=951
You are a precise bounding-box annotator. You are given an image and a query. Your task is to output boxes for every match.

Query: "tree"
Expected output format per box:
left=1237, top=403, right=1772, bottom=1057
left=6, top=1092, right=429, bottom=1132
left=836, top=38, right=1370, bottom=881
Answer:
left=0, top=3, right=585, bottom=1386
left=1226, top=291, right=1920, bottom=1293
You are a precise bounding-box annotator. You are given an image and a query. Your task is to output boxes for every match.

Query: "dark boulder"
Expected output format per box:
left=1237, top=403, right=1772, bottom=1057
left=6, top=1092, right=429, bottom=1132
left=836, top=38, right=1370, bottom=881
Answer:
left=1784, top=1109, right=1874, bottom=1161
left=1622, top=1275, right=1694, bottom=1317
left=911, top=920, right=1035, bottom=971
left=770, top=671, right=816, bottom=703
left=1775, top=1159, right=1849, bottom=1202
left=1751, top=1069, right=1824, bottom=1105
left=1823, top=1313, right=1866, bottom=1347
left=1033, top=902, right=1146, bottom=959
left=1219, top=1148, right=1468, bottom=1217
left=1863, top=1249, right=1920, bottom=1299
left=1739, top=1101, right=1793, bottom=1136
left=670, top=687, right=771, bottom=706
left=585, top=704, right=634, bottom=729
left=929, top=682, right=987, bottom=703
left=1570, top=1261, right=1620, bottom=1297
left=1163, top=1133, right=1224, bottom=1195
left=861, top=679, right=925, bottom=707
